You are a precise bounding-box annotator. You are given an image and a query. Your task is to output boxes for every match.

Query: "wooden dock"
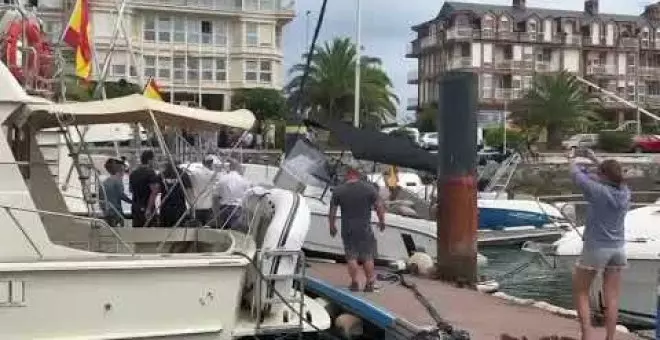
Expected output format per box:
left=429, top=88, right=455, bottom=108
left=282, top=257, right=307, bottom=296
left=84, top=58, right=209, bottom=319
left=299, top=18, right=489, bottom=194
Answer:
left=306, top=262, right=640, bottom=340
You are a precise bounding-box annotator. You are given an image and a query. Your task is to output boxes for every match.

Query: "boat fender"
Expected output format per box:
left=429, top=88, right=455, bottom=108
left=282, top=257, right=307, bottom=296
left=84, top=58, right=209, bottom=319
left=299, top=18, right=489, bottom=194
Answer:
left=615, top=324, right=629, bottom=334
left=407, top=252, right=434, bottom=277
left=314, top=297, right=339, bottom=319
left=334, top=313, right=363, bottom=339
left=389, top=259, right=407, bottom=272
left=476, top=280, right=500, bottom=294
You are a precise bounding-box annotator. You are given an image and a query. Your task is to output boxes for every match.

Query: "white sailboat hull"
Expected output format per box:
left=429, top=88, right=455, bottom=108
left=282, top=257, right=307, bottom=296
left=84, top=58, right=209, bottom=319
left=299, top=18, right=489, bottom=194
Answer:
left=551, top=205, right=660, bottom=327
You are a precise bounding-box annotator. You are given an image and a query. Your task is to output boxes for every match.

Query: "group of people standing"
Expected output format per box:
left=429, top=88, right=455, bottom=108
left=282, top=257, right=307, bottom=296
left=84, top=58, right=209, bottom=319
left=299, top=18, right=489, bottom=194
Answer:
left=99, top=150, right=252, bottom=230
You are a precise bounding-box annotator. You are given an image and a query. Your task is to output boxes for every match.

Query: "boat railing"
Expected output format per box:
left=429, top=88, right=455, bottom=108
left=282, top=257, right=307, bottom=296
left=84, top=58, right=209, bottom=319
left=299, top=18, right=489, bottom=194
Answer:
left=0, top=204, right=133, bottom=256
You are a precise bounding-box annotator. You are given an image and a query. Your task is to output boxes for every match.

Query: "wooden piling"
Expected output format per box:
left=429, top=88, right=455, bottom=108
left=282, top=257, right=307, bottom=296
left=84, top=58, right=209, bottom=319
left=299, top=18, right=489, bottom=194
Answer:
left=435, top=71, right=479, bottom=285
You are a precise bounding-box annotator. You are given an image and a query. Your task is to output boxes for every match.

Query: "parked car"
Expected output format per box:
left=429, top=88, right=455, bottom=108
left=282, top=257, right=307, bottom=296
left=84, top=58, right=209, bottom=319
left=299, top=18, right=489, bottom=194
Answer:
left=631, top=134, right=660, bottom=153
left=419, top=132, right=438, bottom=150
left=561, top=133, right=599, bottom=150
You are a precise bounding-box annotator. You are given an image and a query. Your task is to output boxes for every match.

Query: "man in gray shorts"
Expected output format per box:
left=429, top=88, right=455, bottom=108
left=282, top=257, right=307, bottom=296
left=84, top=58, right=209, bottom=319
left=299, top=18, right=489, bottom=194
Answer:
left=329, top=167, right=386, bottom=292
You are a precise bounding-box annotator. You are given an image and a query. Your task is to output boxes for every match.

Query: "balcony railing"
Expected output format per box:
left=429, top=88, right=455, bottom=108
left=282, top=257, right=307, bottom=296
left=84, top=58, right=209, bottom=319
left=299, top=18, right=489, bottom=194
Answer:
left=420, top=35, right=438, bottom=49
left=446, top=27, right=473, bottom=40
left=480, top=30, right=497, bottom=40
left=495, top=59, right=515, bottom=70
left=407, top=69, right=418, bottom=84
left=585, top=64, right=616, bottom=76
left=407, top=97, right=418, bottom=110
left=406, top=41, right=420, bottom=57
left=448, top=57, right=472, bottom=70
left=536, top=61, right=551, bottom=72
left=564, top=35, right=582, bottom=46
left=619, top=37, right=639, bottom=49
left=497, top=31, right=516, bottom=41
left=494, top=88, right=522, bottom=100
left=639, top=66, right=660, bottom=78
left=519, top=32, right=538, bottom=42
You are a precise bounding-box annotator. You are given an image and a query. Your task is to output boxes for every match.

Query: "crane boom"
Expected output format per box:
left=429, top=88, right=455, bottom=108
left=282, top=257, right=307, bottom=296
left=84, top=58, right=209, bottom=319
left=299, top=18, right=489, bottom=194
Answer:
left=574, top=75, right=660, bottom=122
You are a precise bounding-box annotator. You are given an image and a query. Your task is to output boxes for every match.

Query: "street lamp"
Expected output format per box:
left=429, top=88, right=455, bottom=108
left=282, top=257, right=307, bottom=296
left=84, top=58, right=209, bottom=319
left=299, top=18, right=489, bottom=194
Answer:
left=354, top=0, right=361, bottom=128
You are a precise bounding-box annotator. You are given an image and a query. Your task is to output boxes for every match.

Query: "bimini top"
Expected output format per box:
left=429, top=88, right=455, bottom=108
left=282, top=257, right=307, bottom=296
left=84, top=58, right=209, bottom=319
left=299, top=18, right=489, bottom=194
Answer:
left=23, top=94, right=256, bottom=131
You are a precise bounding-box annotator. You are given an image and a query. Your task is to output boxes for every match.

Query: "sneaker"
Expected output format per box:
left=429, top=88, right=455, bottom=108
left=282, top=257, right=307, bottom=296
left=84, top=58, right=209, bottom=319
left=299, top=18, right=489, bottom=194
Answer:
left=348, top=282, right=360, bottom=292
left=363, top=281, right=381, bottom=293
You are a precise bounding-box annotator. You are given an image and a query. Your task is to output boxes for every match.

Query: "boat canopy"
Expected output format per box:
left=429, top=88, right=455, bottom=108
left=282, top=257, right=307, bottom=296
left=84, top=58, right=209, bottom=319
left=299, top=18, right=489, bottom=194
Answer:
left=23, top=94, right=256, bottom=131
left=306, top=119, right=439, bottom=173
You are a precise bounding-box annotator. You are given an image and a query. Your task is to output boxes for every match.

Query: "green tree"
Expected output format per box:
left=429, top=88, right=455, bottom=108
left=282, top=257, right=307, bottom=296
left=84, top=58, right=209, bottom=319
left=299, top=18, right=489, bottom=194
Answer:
left=510, top=71, right=598, bottom=149
left=415, top=104, right=437, bottom=132
left=285, top=37, right=398, bottom=128
left=232, top=87, right=288, bottom=134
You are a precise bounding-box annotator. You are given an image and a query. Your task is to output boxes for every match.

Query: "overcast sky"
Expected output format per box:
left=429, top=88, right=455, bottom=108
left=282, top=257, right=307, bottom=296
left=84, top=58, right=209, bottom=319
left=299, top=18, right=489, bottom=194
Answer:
left=282, top=0, right=648, bottom=123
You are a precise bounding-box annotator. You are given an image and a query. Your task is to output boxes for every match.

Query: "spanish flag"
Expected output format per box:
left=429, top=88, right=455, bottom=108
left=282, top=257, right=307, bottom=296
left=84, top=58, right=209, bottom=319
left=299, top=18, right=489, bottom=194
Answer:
left=62, top=0, right=92, bottom=80
left=143, top=78, right=163, bottom=101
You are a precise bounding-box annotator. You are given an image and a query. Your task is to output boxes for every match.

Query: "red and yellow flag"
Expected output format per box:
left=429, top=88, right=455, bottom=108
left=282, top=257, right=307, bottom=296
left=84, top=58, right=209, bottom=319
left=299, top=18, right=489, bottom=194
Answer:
left=143, top=78, right=163, bottom=101
left=62, top=0, right=92, bottom=80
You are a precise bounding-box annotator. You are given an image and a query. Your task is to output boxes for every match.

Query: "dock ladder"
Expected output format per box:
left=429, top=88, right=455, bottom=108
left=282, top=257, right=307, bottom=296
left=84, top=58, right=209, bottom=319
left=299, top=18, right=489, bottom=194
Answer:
left=483, top=152, right=521, bottom=197
left=253, top=248, right=307, bottom=337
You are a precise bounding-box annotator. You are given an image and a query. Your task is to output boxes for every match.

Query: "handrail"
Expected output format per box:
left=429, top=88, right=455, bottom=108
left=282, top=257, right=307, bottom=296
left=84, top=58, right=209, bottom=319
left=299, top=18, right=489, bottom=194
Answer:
left=0, top=204, right=134, bottom=254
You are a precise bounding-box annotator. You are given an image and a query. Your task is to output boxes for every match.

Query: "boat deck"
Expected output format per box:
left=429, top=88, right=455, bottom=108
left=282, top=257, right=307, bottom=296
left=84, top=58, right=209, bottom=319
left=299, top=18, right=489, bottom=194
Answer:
left=306, top=262, right=640, bottom=340
left=477, top=226, right=565, bottom=246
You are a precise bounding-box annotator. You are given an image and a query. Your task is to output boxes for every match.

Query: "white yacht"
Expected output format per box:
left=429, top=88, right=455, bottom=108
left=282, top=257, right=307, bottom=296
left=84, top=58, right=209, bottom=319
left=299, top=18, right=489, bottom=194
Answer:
left=0, top=61, right=330, bottom=338
left=537, top=204, right=660, bottom=327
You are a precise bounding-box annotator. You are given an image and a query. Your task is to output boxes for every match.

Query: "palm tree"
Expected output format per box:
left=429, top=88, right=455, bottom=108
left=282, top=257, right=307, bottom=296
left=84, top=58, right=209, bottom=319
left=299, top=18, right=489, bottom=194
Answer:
left=285, top=37, right=398, bottom=127
left=510, top=70, right=598, bottom=149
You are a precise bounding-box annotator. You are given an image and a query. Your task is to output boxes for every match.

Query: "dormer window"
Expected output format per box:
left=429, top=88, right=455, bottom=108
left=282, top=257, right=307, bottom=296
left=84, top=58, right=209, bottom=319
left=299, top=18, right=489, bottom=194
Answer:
left=483, top=15, right=494, bottom=30
left=528, top=20, right=537, bottom=32
left=500, top=16, right=510, bottom=31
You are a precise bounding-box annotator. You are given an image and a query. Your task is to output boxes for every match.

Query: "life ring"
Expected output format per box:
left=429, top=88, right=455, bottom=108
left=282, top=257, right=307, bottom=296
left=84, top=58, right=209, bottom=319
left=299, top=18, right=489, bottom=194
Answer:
left=1, top=12, right=54, bottom=86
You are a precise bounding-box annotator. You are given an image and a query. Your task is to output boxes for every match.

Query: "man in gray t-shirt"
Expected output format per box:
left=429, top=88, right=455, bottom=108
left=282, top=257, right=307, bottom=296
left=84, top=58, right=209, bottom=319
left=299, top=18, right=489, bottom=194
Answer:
left=329, top=167, right=386, bottom=293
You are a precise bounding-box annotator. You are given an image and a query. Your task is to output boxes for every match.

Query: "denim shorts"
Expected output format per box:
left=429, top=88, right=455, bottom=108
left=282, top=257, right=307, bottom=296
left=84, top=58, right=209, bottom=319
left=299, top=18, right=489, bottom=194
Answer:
left=576, top=247, right=627, bottom=270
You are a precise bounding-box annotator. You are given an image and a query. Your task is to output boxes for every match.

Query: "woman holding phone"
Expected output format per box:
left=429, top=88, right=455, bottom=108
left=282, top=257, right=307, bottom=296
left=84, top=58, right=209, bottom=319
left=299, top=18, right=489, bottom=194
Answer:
left=568, top=148, right=630, bottom=340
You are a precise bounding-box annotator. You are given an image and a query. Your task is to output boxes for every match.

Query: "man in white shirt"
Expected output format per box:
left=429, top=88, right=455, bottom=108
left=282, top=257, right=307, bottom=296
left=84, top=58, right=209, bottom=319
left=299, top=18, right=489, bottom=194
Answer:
left=213, top=159, right=252, bottom=231
left=185, top=155, right=217, bottom=226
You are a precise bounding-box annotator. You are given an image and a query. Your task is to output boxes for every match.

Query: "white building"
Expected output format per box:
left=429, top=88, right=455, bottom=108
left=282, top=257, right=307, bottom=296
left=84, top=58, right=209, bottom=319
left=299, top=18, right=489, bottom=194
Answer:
left=22, top=0, right=295, bottom=111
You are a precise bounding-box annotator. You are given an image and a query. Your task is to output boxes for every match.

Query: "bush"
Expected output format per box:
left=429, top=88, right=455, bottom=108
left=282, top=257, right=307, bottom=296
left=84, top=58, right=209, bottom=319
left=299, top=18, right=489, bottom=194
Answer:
left=597, top=130, right=633, bottom=152
left=483, top=127, right=525, bottom=148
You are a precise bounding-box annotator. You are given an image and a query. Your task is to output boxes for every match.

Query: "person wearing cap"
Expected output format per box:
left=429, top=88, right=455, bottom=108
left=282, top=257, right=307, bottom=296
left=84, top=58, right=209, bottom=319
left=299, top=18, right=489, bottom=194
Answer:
left=129, top=150, right=160, bottom=227
left=329, top=167, right=386, bottom=293
left=185, top=155, right=217, bottom=226
left=99, top=158, right=131, bottom=227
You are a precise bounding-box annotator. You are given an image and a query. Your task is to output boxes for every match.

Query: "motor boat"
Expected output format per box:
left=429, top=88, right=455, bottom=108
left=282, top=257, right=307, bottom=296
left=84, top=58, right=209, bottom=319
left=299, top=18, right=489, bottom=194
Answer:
left=530, top=204, right=660, bottom=327
left=242, top=162, right=490, bottom=267
left=367, top=170, right=569, bottom=231
left=0, top=60, right=331, bottom=338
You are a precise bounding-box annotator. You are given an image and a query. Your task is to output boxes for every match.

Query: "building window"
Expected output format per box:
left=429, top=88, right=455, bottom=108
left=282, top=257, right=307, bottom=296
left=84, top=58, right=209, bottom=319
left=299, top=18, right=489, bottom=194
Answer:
left=201, top=58, right=214, bottom=80
left=144, top=16, right=155, bottom=41
left=523, top=76, right=533, bottom=89
left=187, top=19, right=200, bottom=44
left=201, top=20, right=213, bottom=44
left=158, top=56, right=171, bottom=79
left=112, top=64, right=126, bottom=76
left=158, top=17, right=171, bottom=42
left=483, top=16, right=494, bottom=30
left=144, top=56, right=156, bottom=77
left=245, top=0, right=258, bottom=10
left=246, top=22, right=258, bottom=46
left=216, top=58, right=227, bottom=81
left=482, top=73, right=492, bottom=99
left=260, top=0, right=274, bottom=10
left=214, top=21, right=228, bottom=46
left=173, top=57, right=185, bottom=80
left=174, top=18, right=185, bottom=42
left=245, top=60, right=258, bottom=81
left=130, top=66, right=137, bottom=77
left=460, top=43, right=470, bottom=57
left=260, top=60, right=272, bottom=82
left=187, top=57, right=199, bottom=82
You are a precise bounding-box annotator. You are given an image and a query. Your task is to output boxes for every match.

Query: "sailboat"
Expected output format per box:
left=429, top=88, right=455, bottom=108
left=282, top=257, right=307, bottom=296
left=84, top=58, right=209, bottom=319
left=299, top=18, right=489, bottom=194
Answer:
left=0, top=60, right=331, bottom=338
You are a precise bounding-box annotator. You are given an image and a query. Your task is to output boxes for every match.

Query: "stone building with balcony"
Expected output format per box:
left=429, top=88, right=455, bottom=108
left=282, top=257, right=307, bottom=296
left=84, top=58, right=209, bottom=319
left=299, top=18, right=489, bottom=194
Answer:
left=10, top=0, right=294, bottom=111
left=406, top=0, right=660, bottom=124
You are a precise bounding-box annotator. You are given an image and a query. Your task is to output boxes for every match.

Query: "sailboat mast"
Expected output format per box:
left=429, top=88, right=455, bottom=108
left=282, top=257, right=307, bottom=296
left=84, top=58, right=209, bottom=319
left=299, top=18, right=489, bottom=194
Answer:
left=353, top=0, right=361, bottom=128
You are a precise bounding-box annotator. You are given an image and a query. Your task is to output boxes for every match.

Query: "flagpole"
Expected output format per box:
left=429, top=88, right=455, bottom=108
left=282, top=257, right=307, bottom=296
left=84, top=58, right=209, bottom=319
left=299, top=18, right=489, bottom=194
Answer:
left=92, top=0, right=129, bottom=98
left=353, top=0, right=361, bottom=128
